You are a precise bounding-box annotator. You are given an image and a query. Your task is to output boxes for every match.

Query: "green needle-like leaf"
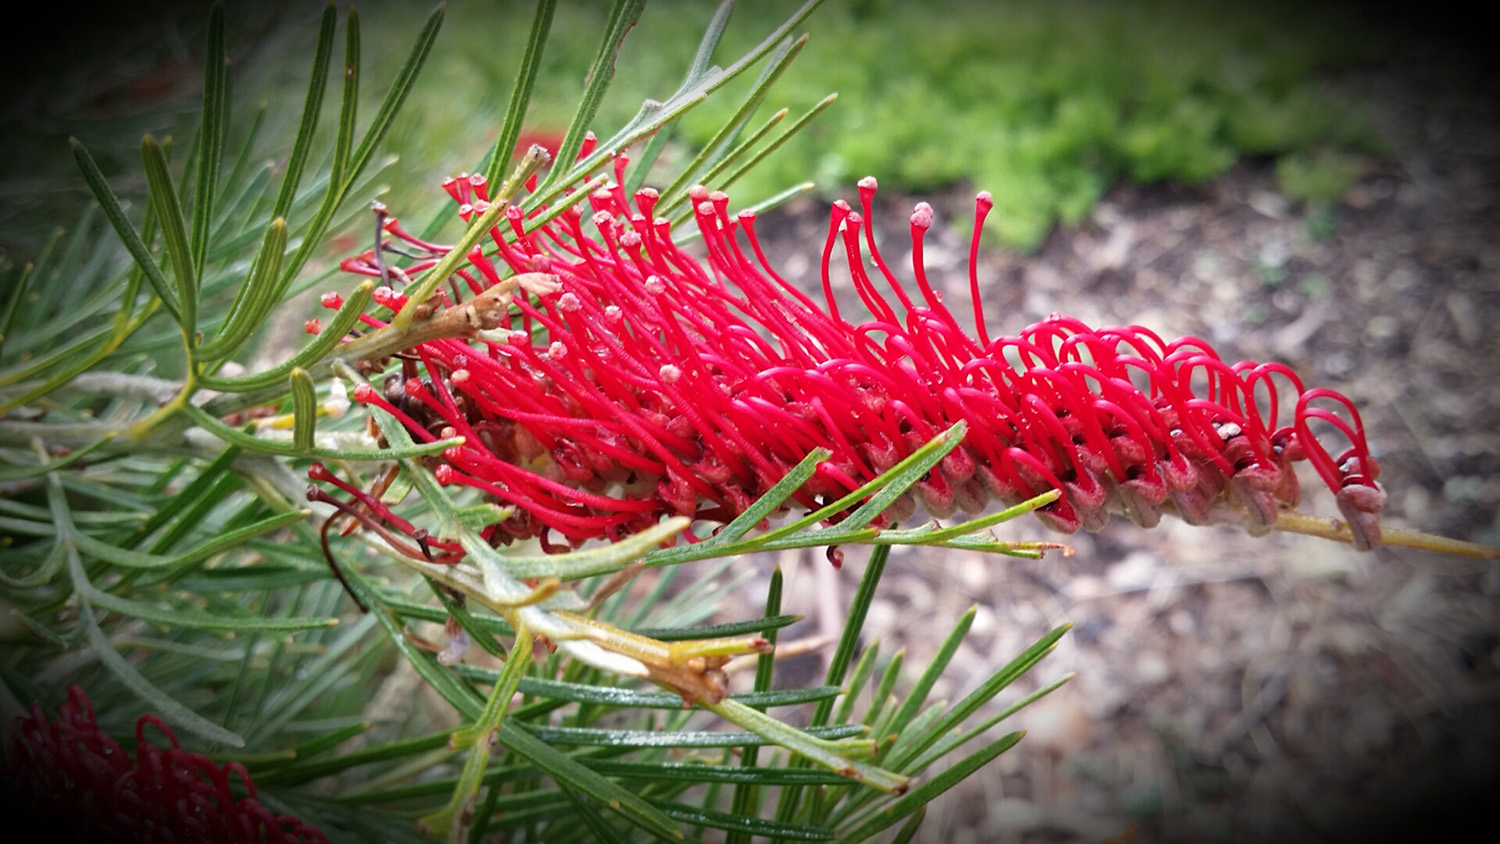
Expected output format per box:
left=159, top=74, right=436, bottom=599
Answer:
left=273, top=1, right=336, bottom=219
left=197, top=217, right=287, bottom=361
left=498, top=720, right=683, bottom=841
left=878, top=607, right=975, bottom=759
left=483, top=0, right=558, bottom=186
left=141, top=134, right=198, bottom=335
left=79, top=583, right=339, bottom=633
left=190, top=2, right=227, bottom=280
left=71, top=139, right=181, bottom=325
left=68, top=549, right=245, bottom=748
left=838, top=732, right=1025, bottom=843
left=289, top=368, right=318, bottom=452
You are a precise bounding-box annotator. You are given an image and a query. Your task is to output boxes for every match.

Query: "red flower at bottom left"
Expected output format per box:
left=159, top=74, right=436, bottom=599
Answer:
left=2, top=685, right=326, bottom=844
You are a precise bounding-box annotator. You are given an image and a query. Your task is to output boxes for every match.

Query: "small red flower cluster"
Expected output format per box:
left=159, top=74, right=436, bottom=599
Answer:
left=329, top=147, right=1384, bottom=555
left=2, top=686, right=327, bottom=844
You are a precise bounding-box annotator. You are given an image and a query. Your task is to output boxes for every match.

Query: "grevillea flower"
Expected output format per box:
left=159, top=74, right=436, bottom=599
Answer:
left=2, top=685, right=327, bottom=844
left=323, top=147, right=1385, bottom=558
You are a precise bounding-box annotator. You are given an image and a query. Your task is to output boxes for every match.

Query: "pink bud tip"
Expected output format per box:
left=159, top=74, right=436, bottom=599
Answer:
left=548, top=341, right=568, bottom=360
left=353, top=384, right=376, bottom=402
left=320, top=291, right=344, bottom=310
left=307, top=462, right=331, bottom=480
left=508, top=330, right=530, bottom=346
left=304, top=319, right=323, bottom=335
left=688, top=184, right=709, bottom=202
left=434, top=464, right=455, bottom=483
left=558, top=292, right=582, bottom=312
left=911, top=203, right=934, bottom=229
left=604, top=305, right=623, bottom=322
left=645, top=276, right=667, bottom=295
left=451, top=368, right=470, bottom=384
left=659, top=364, right=683, bottom=384
left=472, top=200, right=490, bottom=214
left=858, top=175, right=878, bottom=191
left=975, top=191, right=994, bottom=211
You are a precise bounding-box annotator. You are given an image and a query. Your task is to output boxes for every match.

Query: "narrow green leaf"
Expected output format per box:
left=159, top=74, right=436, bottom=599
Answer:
left=70, top=551, right=244, bottom=748
left=498, top=517, right=690, bottom=580
left=653, top=798, right=833, bottom=840
left=80, top=583, right=339, bottom=632
left=197, top=279, right=373, bottom=393
left=754, top=423, right=966, bottom=545
left=631, top=613, right=801, bottom=642
left=838, top=732, right=1025, bottom=843
left=190, top=2, right=228, bottom=279
left=524, top=721, right=863, bottom=748
left=273, top=1, right=336, bottom=219
left=888, top=805, right=927, bottom=844
left=659, top=33, right=806, bottom=211
left=892, top=623, right=1072, bottom=766
left=197, top=217, right=287, bottom=361
left=498, top=720, right=684, bottom=841
left=879, top=607, right=976, bottom=758
left=255, top=730, right=451, bottom=787
left=704, top=92, right=837, bottom=199
left=584, top=760, right=848, bottom=787
left=864, top=649, right=904, bottom=729
left=422, top=624, right=534, bottom=837
left=330, top=5, right=360, bottom=192
left=905, top=672, right=1072, bottom=774
left=561, top=786, right=631, bottom=844
left=728, top=565, right=785, bottom=844
left=355, top=573, right=484, bottom=720
left=71, top=139, right=181, bottom=324
left=269, top=4, right=439, bottom=305
left=222, top=101, right=266, bottom=200
left=141, top=134, right=198, bottom=333
left=0, top=436, right=111, bottom=483
left=289, top=367, right=317, bottom=452
left=483, top=0, right=558, bottom=186
left=540, top=0, right=647, bottom=196
left=343, top=3, right=442, bottom=195
left=0, top=261, right=34, bottom=356
left=624, top=0, right=735, bottom=194
left=705, top=447, right=829, bottom=548
left=776, top=544, right=891, bottom=822
left=834, top=639, right=880, bottom=726
left=73, top=509, right=308, bottom=571
left=129, top=445, right=238, bottom=545
left=145, top=472, right=241, bottom=555
left=181, top=402, right=459, bottom=460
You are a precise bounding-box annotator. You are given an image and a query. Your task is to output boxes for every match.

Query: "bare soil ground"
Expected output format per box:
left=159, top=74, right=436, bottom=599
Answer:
left=731, top=35, right=1500, bottom=844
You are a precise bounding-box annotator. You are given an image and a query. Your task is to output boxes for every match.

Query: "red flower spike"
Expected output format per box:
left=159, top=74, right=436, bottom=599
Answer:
left=319, top=167, right=1393, bottom=559
left=3, top=686, right=328, bottom=844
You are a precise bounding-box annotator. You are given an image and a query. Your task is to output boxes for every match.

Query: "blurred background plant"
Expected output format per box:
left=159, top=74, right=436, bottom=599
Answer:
left=1, top=0, right=1385, bottom=257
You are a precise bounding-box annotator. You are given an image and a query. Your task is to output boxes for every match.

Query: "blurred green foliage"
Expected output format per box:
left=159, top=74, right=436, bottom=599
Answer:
left=4, top=0, right=1386, bottom=257
left=357, top=0, right=1385, bottom=249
